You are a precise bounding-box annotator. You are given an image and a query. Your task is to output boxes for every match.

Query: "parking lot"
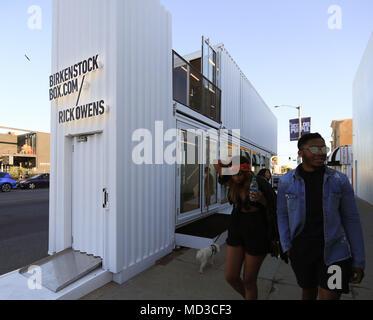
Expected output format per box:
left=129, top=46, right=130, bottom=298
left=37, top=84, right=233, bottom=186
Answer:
left=0, top=189, right=49, bottom=276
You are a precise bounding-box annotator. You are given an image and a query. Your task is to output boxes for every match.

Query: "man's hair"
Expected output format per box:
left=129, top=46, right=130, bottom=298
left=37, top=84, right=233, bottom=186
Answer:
left=298, top=133, right=325, bottom=150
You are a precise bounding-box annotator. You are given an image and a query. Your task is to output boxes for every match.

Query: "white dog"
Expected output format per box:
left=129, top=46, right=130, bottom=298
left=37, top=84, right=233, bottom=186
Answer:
left=196, top=243, right=220, bottom=274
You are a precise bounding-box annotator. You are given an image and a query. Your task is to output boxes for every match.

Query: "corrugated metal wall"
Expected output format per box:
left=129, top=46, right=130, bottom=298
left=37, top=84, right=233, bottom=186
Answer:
left=115, top=0, right=174, bottom=274
left=72, top=134, right=104, bottom=258
left=50, top=0, right=117, bottom=260
left=217, top=45, right=277, bottom=155
left=50, top=0, right=174, bottom=277
left=353, top=32, right=373, bottom=205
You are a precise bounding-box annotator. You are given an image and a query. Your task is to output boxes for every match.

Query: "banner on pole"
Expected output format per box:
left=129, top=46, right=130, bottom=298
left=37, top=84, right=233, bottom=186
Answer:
left=289, top=117, right=311, bottom=141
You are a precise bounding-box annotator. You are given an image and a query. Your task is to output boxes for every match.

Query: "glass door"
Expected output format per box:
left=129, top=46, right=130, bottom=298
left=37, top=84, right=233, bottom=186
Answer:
left=176, top=122, right=203, bottom=225
left=176, top=121, right=222, bottom=225
left=202, top=134, right=219, bottom=212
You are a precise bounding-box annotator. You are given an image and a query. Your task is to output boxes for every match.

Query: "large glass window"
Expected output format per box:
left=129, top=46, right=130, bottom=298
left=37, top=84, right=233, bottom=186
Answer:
left=205, top=136, right=218, bottom=207
left=252, top=151, right=261, bottom=175
left=180, top=130, right=201, bottom=214
left=240, top=146, right=252, bottom=162
left=173, top=51, right=221, bottom=123
left=261, top=156, right=266, bottom=169
left=189, top=70, right=203, bottom=114
left=173, top=54, right=188, bottom=106
left=202, top=38, right=217, bottom=85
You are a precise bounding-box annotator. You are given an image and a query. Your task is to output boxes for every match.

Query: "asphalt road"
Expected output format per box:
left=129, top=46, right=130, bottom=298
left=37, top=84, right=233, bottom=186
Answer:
left=0, top=189, right=49, bottom=276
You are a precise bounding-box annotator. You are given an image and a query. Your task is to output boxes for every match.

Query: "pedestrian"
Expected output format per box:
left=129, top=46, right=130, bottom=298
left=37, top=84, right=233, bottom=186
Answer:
left=214, top=156, right=280, bottom=300
left=257, top=168, right=272, bottom=183
left=204, top=167, right=215, bottom=207
left=277, top=133, right=365, bottom=300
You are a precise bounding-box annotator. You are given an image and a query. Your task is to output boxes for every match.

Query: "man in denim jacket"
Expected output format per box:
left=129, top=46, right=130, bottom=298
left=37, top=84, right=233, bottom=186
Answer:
left=277, top=133, right=365, bottom=300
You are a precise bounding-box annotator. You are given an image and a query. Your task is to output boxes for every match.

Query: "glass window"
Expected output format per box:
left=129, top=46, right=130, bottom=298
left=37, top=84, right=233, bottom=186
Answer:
left=240, top=146, right=252, bottom=163
left=173, top=54, right=188, bottom=106
left=202, top=39, right=217, bottom=85
left=261, top=156, right=266, bottom=169
left=180, top=130, right=201, bottom=214
left=252, top=151, right=261, bottom=175
left=205, top=136, right=218, bottom=207
left=173, top=51, right=221, bottom=123
left=189, top=70, right=203, bottom=113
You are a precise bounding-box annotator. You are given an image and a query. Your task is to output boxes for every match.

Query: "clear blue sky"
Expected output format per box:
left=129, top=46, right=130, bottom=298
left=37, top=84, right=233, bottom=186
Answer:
left=1, top=0, right=373, bottom=161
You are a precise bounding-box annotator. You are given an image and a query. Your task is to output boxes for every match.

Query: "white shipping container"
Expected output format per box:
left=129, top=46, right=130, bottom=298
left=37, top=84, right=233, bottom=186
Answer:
left=49, top=0, right=174, bottom=282
left=217, top=45, right=277, bottom=155
left=353, top=32, right=373, bottom=205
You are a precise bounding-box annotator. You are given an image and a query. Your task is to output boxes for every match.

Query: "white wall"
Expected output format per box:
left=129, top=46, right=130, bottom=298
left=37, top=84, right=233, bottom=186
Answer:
left=50, top=0, right=118, bottom=261
left=353, top=32, right=373, bottom=205
left=50, top=0, right=174, bottom=280
left=114, top=0, right=174, bottom=278
left=218, top=45, right=277, bottom=155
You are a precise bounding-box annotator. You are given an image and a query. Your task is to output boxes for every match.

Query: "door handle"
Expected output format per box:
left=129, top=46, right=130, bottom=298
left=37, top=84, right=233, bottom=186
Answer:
left=103, top=188, right=108, bottom=208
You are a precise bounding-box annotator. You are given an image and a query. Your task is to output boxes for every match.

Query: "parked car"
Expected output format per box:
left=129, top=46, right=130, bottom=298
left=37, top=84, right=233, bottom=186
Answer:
left=18, top=173, right=50, bottom=189
left=0, top=172, right=17, bottom=192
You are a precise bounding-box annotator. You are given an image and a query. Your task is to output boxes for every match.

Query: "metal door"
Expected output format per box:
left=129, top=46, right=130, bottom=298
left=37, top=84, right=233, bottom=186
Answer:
left=71, top=133, right=104, bottom=258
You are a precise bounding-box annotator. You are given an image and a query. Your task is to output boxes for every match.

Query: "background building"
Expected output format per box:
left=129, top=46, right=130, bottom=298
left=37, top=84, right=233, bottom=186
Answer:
left=0, top=126, right=50, bottom=175
left=353, top=32, right=373, bottom=205
left=330, top=119, right=353, bottom=151
left=328, top=119, right=353, bottom=184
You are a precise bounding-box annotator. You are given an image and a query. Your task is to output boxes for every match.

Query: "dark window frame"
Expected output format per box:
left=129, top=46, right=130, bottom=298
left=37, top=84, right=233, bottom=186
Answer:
left=173, top=50, right=222, bottom=124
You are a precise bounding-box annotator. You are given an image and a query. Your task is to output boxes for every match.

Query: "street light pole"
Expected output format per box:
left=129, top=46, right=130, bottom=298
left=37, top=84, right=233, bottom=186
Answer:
left=274, top=104, right=303, bottom=139
left=274, top=104, right=304, bottom=165
left=297, top=106, right=302, bottom=140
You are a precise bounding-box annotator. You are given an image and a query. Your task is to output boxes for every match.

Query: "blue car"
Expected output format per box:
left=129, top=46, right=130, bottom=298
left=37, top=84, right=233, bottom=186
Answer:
left=0, top=172, right=17, bottom=192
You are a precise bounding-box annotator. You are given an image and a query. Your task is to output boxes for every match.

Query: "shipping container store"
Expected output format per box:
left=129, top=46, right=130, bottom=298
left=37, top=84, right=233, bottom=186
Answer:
left=0, top=0, right=277, bottom=299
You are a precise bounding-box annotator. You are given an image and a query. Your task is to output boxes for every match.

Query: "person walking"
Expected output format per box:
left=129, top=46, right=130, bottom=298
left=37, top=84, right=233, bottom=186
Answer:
left=204, top=167, right=215, bottom=207
left=257, top=168, right=272, bottom=183
left=214, top=156, right=279, bottom=300
left=277, top=133, right=365, bottom=300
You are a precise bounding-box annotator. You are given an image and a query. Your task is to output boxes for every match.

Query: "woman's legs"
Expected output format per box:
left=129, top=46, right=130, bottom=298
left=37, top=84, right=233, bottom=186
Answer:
left=225, top=245, right=245, bottom=298
left=243, top=254, right=266, bottom=300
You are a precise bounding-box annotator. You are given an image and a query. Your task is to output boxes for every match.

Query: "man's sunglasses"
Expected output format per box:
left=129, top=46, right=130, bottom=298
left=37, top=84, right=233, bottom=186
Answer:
left=303, top=146, right=330, bottom=155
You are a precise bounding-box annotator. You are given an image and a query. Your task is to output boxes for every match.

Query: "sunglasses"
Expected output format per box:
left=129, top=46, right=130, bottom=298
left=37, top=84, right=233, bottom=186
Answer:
left=303, top=146, right=330, bottom=155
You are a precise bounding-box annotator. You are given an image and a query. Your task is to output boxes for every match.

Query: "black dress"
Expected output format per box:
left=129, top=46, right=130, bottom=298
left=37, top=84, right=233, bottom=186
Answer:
left=219, top=175, right=275, bottom=256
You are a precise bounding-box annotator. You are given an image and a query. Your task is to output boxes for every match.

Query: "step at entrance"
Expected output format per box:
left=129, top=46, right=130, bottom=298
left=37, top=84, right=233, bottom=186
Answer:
left=19, top=248, right=102, bottom=293
left=175, top=214, right=230, bottom=249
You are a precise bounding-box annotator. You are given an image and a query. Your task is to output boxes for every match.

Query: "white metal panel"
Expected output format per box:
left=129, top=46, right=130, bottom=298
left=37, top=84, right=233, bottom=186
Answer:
left=217, top=45, right=277, bottom=155
left=50, top=0, right=173, bottom=278
left=50, top=0, right=118, bottom=271
left=219, top=48, right=241, bottom=132
left=72, top=134, right=104, bottom=258
left=115, top=0, right=174, bottom=274
left=353, top=32, right=373, bottom=205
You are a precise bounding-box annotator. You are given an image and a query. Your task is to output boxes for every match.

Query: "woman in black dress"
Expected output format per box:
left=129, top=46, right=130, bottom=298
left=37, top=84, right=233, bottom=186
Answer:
left=258, top=168, right=272, bottom=183
left=214, top=156, right=277, bottom=300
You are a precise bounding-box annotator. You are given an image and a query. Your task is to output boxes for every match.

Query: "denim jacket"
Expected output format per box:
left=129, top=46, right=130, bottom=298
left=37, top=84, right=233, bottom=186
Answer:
left=277, top=166, right=365, bottom=269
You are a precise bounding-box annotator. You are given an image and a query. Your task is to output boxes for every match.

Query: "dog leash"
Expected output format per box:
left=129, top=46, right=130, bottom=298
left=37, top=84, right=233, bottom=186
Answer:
left=214, top=232, right=224, bottom=244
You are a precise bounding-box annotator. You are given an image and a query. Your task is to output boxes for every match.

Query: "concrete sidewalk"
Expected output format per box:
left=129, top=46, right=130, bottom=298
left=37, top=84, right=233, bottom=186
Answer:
left=82, top=198, right=373, bottom=300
